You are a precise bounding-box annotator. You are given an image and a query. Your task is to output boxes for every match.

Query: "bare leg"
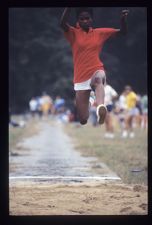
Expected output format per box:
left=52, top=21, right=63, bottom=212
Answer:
left=125, top=115, right=133, bottom=132
left=75, top=90, right=91, bottom=125
left=105, top=112, right=114, bottom=132
left=90, top=74, right=105, bottom=105
left=90, top=71, right=107, bottom=124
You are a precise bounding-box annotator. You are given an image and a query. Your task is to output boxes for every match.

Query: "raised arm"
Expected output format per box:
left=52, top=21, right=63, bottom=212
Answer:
left=60, top=7, right=71, bottom=32
left=119, top=9, right=129, bottom=35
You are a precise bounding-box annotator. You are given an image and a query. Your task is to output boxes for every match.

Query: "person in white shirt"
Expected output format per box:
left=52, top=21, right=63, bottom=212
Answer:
left=104, top=84, right=118, bottom=138
left=116, top=90, right=127, bottom=131
left=29, top=97, right=38, bottom=118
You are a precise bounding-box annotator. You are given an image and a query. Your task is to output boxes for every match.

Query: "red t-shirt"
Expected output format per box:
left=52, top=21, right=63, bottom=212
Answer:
left=64, top=25, right=119, bottom=83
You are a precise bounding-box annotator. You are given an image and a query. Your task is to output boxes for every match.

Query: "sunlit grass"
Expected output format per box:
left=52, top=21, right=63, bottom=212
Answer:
left=64, top=118, right=148, bottom=185
left=9, top=115, right=148, bottom=185
left=9, top=116, right=40, bottom=150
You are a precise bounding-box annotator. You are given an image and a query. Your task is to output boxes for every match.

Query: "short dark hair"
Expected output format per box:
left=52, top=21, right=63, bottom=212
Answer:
left=75, top=7, right=93, bottom=18
left=124, top=85, right=132, bottom=91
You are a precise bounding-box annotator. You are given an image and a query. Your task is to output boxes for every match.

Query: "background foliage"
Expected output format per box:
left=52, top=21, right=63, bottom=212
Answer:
left=9, top=7, right=147, bottom=113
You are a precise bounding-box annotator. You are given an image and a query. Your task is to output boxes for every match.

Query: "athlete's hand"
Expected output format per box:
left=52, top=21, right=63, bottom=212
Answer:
left=121, top=9, right=129, bottom=17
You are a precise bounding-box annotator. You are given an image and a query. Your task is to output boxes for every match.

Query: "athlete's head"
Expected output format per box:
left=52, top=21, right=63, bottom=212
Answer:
left=76, top=7, right=93, bottom=31
left=124, top=85, right=132, bottom=94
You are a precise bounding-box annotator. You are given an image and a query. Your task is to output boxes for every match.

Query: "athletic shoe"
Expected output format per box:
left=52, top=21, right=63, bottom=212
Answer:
left=109, top=133, right=115, bottom=139
left=129, top=132, right=135, bottom=138
left=104, top=132, right=115, bottom=139
left=19, top=120, right=26, bottom=128
left=96, top=104, right=107, bottom=124
left=121, top=130, right=128, bottom=138
left=104, top=132, right=110, bottom=138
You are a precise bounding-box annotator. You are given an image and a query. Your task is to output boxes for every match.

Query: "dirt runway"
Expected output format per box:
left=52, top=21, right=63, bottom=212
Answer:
left=9, top=119, right=148, bottom=215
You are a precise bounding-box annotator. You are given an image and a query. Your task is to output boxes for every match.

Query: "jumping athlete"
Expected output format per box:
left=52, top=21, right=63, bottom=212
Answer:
left=60, top=7, right=129, bottom=125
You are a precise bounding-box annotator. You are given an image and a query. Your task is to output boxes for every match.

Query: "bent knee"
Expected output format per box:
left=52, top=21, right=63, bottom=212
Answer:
left=94, top=77, right=102, bottom=83
left=91, top=77, right=105, bottom=88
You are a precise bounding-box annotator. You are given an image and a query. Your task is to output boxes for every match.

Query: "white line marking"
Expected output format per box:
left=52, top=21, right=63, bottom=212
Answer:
left=9, top=176, right=121, bottom=180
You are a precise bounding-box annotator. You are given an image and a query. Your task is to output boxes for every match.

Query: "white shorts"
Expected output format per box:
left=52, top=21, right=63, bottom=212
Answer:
left=127, top=107, right=139, bottom=116
left=74, top=70, right=106, bottom=91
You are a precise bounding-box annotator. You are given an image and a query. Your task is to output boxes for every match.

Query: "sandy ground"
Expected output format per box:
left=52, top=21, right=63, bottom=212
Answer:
left=9, top=119, right=148, bottom=215
left=9, top=181, right=147, bottom=215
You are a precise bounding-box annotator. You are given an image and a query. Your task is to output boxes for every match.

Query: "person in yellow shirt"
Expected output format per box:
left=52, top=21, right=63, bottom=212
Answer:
left=126, top=89, right=137, bottom=109
left=122, top=85, right=139, bottom=138
left=41, top=92, right=54, bottom=118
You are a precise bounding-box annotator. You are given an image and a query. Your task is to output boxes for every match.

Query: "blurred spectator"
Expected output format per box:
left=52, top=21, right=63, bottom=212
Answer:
left=89, top=91, right=98, bottom=126
left=36, top=96, right=43, bottom=118
left=57, top=109, right=71, bottom=123
left=41, top=92, right=54, bottom=118
left=115, top=90, right=127, bottom=131
left=141, top=94, right=148, bottom=129
left=104, top=83, right=118, bottom=138
left=135, top=94, right=143, bottom=127
left=122, top=85, right=138, bottom=138
left=9, top=109, right=25, bottom=128
left=29, top=97, right=38, bottom=118
left=68, top=99, right=79, bottom=123
left=54, top=95, right=65, bottom=114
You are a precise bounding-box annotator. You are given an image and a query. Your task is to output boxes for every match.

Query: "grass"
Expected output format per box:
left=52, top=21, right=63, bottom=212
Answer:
left=9, top=115, right=148, bottom=185
left=9, top=116, right=40, bottom=150
left=64, top=116, right=148, bottom=185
